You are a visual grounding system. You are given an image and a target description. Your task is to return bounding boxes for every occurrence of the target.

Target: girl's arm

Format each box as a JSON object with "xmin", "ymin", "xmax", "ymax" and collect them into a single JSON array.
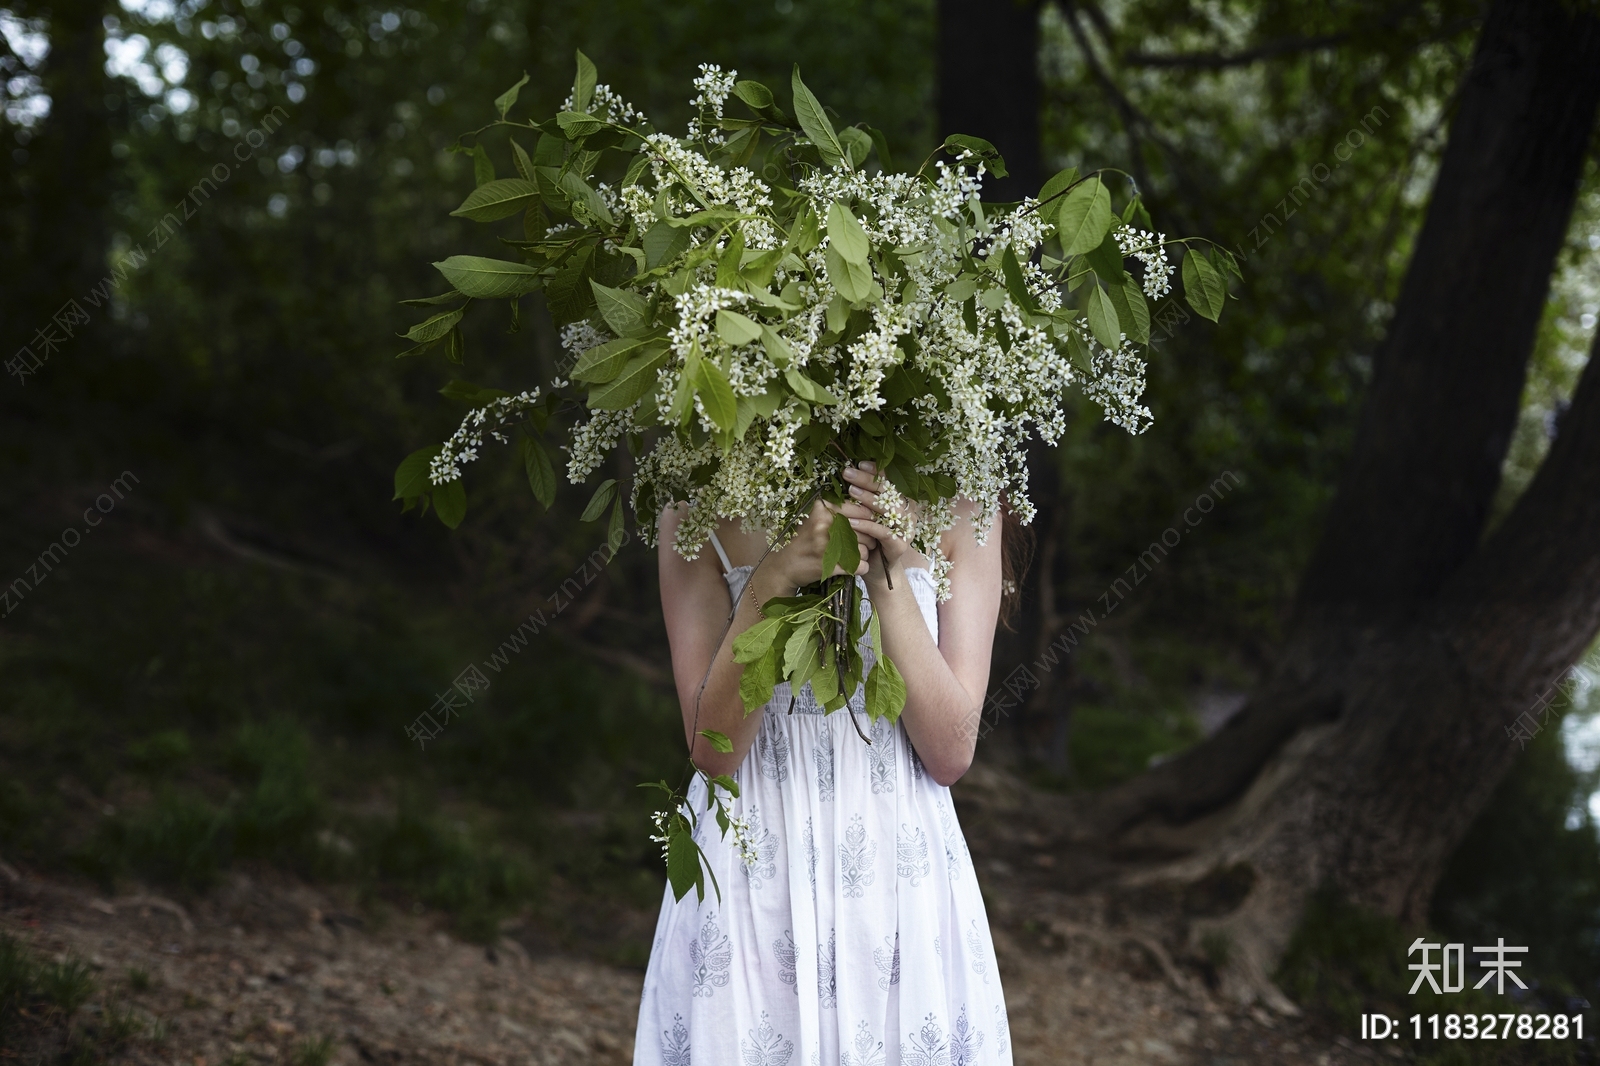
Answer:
[
  {"xmin": 658, "ymin": 499, "xmax": 871, "ymax": 777},
  {"xmin": 841, "ymin": 463, "xmax": 1002, "ymax": 786}
]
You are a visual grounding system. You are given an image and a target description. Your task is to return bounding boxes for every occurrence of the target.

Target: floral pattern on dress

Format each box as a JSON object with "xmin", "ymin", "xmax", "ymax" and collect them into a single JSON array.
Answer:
[
  {"xmin": 874, "ymin": 931, "xmax": 900, "ymax": 990},
  {"xmin": 813, "ymin": 718, "xmax": 835, "ymax": 800},
  {"xmin": 743, "ymin": 806, "xmax": 779, "ymax": 888},
  {"xmin": 839, "ymin": 814, "xmax": 877, "ymax": 898},
  {"xmin": 775, "ymin": 928, "xmax": 798, "ymax": 993},
  {"xmin": 742, "ymin": 1010, "xmax": 795, "ymax": 1066},
  {"xmin": 660, "ymin": 1013, "xmax": 691, "ymax": 1066},
  {"xmin": 690, "ymin": 914, "xmax": 731, "ymax": 998},
  {"xmin": 818, "ymin": 927, "xmax": 837, "ymax": 1008},
  {"xmin": 839, "ymin": 1019, "xmax": 886, "ymax": 1066},
  {"xmin": 966, "ymin": 919, "xmax": 989, "ymax": 983},
  {"xmin": 897, "ymin": 823, "xmax": 931, "ymax": 887},
  {"xmin": 936, "ymin": 794, "xmax": 969, "ymax": 882},
  {"xmin": 902, "ymin": 1012, "xmax": 950, "ymax": 1066},
  {"xmin": 950, "ymin": 1005, "xmax": 984, "ymax": 1066},
  {"xmin": 758, "ymin": 719, "xmax": 790, "ymax": 781},
  {"xmin": 994, "ymin": 1004, "xmax": 1011, "ymax": 1059},
  {"xmin": 803, "ymin": 816, "xmax": 818, "ymax": 894},
  {"xmin": 909, "ymin": 742, "xmax": 926, "ymax": 782},
  {"xmin": 868, "ymin": 714, "xmax": 896, "ymax": 794}
]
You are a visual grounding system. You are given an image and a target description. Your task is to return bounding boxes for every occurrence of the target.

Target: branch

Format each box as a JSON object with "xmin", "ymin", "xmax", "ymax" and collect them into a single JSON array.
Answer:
[{"xmin": 1122, "ymin": 11, "xmax": 1480, "ymax": 70}]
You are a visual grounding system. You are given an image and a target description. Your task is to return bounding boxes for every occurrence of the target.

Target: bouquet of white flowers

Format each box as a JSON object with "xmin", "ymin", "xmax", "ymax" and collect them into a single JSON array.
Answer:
[{"xmin": 394, "ymin": 53, "xmax": 1236, "ymax": 901}]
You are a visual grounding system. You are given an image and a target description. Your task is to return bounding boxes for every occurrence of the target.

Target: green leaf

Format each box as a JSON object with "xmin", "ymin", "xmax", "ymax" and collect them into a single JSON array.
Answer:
[
  {"xmin": 400, "ymin": 292, "xmax": 466, "ymax": 307},
  {"xmin": 559, "ymin": 171, "xmax": 613, "ymax": 226},
  {"xmin": 733, "ymin": 80, "xmax": 774, "ymax": 110},
  {"xmin": 1084, "ymin": 282, "xmax": 1121, "ymax": 349},
  {"xmin": 1182, "ymin": 248, "xmax": 1227, "ymax": 322},
  {"xmin": 1124, "ymin": 195, "xmax": 1154, "ymax": 231},
  {"xmin": 1056, "ymin": 176, "xmax": 1113, "ymax": 256},
  {"xmin": 1037, "ymin": 166, "xmax": 1079, "ymax": 207},
  {"xmin": 999, "ymin": 246, "xmax": 1037, "ymax": 313},
  {"xmin": 402, "ymin": 307, "xmax": 465, "ymax": 344},
  {"xmin": 608, "ymin": 494, "xmax": 625, "ymax": 546},
  {"xmin": 760, "ymin": 326, "xmax": 795, "ymax": 369},
  {"xmin": 1108, "ymin": 274, "xmax": 1150, "ymax": 345},
  {"xmin": 557, "ymin": 110, "xmax": 606, "ymax": 138},
  {"xmin": 393, "ymin": 446, "xmax": 441, "ymax": 500},
  {"xmin": 580, "ymin": 478, "xmax": 617, "ymax": 522},
  {"xmin": 715, "ymin": 229, "xmax": 746, "ymax": 290},
  {"xmin": 544, "ymin": 245, "xmax": 596, "ymax": 326},
  {"xmin": 784, "ymin": 368, "xmax": 839, "ymax": 405},
  {"xmin": 495, "ymin": 73, "xmax": 529, "ymax": 119},
  {"xmin": 522, "ymin": 437, "xmax": 555, "ymax": 508},
  {"xmin": 470, "ymin": 144, "xmax": 495, "ymax": 187},
  {"xmin": 1065, "ymin": 327, "xmax": 1093, "ymax": 374},
  {"xmin": 695, "ymin": 358, "xmax": 738, "ymax": 432},
  {"xmin": 825, "ymin": 202, "xmax": 871, "ymax": 265},
  {"xmin": 737, "ymin": 648, "xmax": 778, "ymax": 713},
  {"xmin": 510, "ymin": 138, "xmax": 535, "ymax": 181},
  {"xmin": 643, "ymin": 221, "xmax": 691, "ymax": 269},
  {"xmin": 863, "ymin": 653, "xmax": 907, "ymax": 723},
  {"xmin": 1084, "ymin": 229, "xmax": 1126, "ymax": 282},
  {"xmin": 698, "ymin": 729, "xmax": 733, "ymax": 753},
  {"xmin": 589, "ymin": 344, "xmax": 669, "ymax": 409},
  {"xmin": 708, "ymin": 774, "xmax": 740, "ymax": 798},
  {"xmin": 838, "ymin": 126, "xmax": 872, "ymax": 169},
  {"xmin": 570, "ymin": 49, "xmax": 598, "ymax": 114},
  {"xmin": 716, "ymin": 309, "xmax": 763, "ymax": 346},
  {"xmin": 865, "ymin": 126, "xmax": 894, "ymax": 170},
  {"xmin": 790, "ymin": 204, "xmax": 820, "ymax": 253},
  {"xmin": 820, "ymin": 510, "xmax": 860, "ymax": 581},
  {"xmin": 825, "ymin": 244, "xmax": 874, "ymax": 304},
  {"xmin": 809, "ymin": 638, "xmax": 840, "ymax": 707},
  {"xmin": 733, "ymin": 616, "xmax": 787, "ymax": 662},
  {"xmin": 432, "ymin": 477, "xmax": 466, "ymax": 529},
  {"xmin": 590, "ymin": 280, "xmax": 651, "ymax": 336},
  {"xmin": 665, "ymin": 820, "xmax": 701, "ymax": 902},
  {"xmin": 434, "ymin": 255, "xmax": 542, "ymax": 299},
  {"xmin": 438, "ymin": 379, "xmax": 508, "ymax": 403},
  {"xmin": 572, "ymin": 335, "xmax": 654, "ymax": 384},
  {"xmin": 791, "ymin": 66, "xmax": 846, "ymax": 170},
  {"xmin": 942, "ymin": 134, "xmax": 1007, "ymax": 178},
  {"xmin": 451, "ymin": 178, "xmax": 541, "ymax": 222},
  {"xmin": 783, "ymin": 622, "xmax": 820, "ymax": 680}
]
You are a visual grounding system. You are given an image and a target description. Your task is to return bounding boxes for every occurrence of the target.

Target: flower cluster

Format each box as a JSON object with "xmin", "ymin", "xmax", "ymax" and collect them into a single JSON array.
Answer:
[
  {"xmin": 407, "ymin": 63, "xmax": 1224, "ymax": 601},
  {"xmin": 429, "ymin": 391, "xmax": 542, "ymax": 485}
]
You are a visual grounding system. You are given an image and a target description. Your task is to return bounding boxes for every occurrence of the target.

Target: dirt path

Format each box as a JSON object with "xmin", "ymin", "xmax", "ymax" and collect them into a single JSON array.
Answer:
[{"xmin": 0, "ymin": 767, "xmax": 1381, "ymax": 1065}]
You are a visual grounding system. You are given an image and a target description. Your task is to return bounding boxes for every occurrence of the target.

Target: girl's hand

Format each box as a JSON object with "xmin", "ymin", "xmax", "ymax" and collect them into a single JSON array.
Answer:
[
  {"xmin": 756, "ymin": 497, "xmax": 872, "ymax": 597},
  {"xmin": 840, "ymin": 461, "xmax": 915, "ymax": 578}
]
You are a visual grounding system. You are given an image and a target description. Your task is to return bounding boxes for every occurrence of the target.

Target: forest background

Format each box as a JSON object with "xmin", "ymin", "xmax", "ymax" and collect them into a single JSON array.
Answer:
[{"xmin": 2, "ymin": 0, "xmax": 1598, "ymax": 1010}]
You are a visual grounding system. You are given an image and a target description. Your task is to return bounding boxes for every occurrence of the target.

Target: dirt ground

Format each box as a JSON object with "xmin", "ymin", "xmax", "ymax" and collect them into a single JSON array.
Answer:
[{"xmin": 0, "ymin": 764, "xmax": 1396, "ymax": 1066}]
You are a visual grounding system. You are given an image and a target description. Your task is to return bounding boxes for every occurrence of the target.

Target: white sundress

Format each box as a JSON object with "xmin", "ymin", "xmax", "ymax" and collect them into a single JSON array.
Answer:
[{"xmin": 633, "ymin": 534, "xmax": 1013, "ymax": 1066}]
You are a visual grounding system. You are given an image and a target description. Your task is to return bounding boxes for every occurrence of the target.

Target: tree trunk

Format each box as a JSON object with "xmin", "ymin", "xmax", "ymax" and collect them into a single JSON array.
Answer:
[
  {"xmin": 1168, "ymin": 326, "xmax": 1600, "ymax": 1009},
  {"xmin": 936, "ymin": 0, "xmax": 1042, "ymax": 201},
  {"xmin": 1076, "ymin": 0, "xmax": 1600, "ymax": 847}
]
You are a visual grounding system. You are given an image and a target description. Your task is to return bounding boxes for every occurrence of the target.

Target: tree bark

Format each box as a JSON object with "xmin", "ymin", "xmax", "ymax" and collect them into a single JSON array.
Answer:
[
  {"xmin": 1167, "ymin": 327, "xmax": 1600, "ymax": 1008},
  {"xmin": 936, "ymin": 0, "xmax": 1042, "ymax": 201},
  {"xmin": 1076, "ymin": 0, "xmax": 1600, "ymax": 842}
]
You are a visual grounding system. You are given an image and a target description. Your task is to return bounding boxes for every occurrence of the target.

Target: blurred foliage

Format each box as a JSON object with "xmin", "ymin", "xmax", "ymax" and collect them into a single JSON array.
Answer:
[{"xmin": 0, "ymin": 0, "xmax": 1596, "ymax": 988}]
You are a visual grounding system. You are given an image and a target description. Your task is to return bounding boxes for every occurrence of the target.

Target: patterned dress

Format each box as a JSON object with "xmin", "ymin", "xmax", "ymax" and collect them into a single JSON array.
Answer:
[{"xmin": 633, "ymin": 544, "xmax": 1013, "ymax": 1066}]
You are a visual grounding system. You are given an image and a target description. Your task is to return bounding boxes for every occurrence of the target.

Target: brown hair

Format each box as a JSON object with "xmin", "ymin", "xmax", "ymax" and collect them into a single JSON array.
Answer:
[{"xmin": 998, "ymin": 493, "xmax": 1035, "ymax": 630}]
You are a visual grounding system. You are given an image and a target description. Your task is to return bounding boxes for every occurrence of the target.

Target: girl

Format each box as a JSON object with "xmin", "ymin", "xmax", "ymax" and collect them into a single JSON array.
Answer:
[{"xmin": 636, "ymin": 460, "xmax": 1017, "ymax": 1066}]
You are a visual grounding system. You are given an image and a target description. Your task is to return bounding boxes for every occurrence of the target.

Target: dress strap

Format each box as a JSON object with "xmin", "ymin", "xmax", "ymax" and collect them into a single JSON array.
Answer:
[{"xmin": 707, "ymin": 530, "xmax": 734, "ymax": 576}]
